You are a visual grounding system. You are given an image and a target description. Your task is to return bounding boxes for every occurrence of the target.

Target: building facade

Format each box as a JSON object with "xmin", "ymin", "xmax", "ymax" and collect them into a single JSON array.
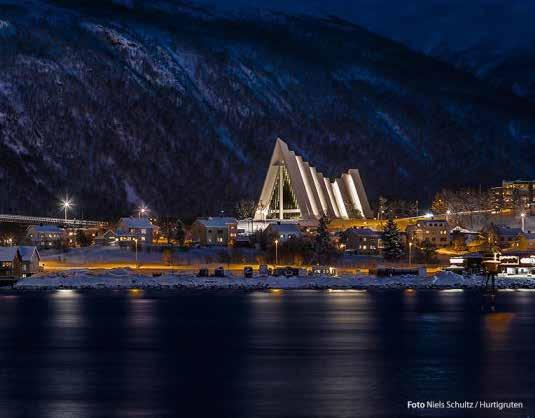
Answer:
[
  {"xmin": 0, "ymin": 247, "xmax": 22, "ymax": 279},
  {"xmin": 264, "ymin": 223, "xmax": 302, "ymax": 242},
  {"xmin": 116, "ymin": 217, "xmax": 154, "ymax": 245},
  {"xmin": 487, "ymin": 224, "xmax": 522, "ymax": 249},
  {"xmin": 191, "ymin": 217, "xmax": 238, "ymax": 246},
  {"xmin": 254, "ymin": 139, "xmax": 372, "ymax": 222},
  {"xmin": 17, "ymin": 246, "xmax": 41, "ymax": 277},
  {"xmin": 491, "ymin": 180, "xmax": 535, "ymax": 214},
  {"xmin": 343, "ymin": 227, "xmax": 383, "ymax": 255},
  {"xmin": 26, "ymin": 225, "xmax": 65, "ymax": 248},
  {"xmin": 406, "ymin": 219, "xmax": 450, "ymax": 247}
]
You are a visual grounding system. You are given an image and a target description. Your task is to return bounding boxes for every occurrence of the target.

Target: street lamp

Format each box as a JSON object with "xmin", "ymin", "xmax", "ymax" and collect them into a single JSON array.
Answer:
[
  {"xmin": 446, "ymin": 209, "xmax": 451, "ymax": 223},
  {"xmin": 521, "ymin": 212, "xmax": 526, "ymax": 233},
  {"xmin": 138, "ymin": 204, "xmax": 149, "ymax": 218},
  {"xmin": 409, "ymin": 242, "xmax": 413, "ymax": 267},
  {"xmin": 274, "ymin": 239, "xmax": 279, "ymax": 266},
  {"xmin": 61, "ymin": 197, "xmax": 73, "ymax": 222},
  {"xmin": 133, "ymin": 238, "xmax": 139, "ymax": 268}
]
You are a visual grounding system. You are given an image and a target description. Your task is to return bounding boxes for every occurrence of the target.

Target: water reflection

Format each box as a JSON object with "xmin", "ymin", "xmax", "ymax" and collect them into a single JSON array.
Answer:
[{"xmin": 0, "ymin": 291, "xmax": 533, "ymax": 417}]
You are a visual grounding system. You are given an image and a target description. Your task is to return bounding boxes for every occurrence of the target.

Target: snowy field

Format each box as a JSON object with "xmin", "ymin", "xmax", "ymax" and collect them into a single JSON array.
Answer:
[{"xmin": 13, "ymin": 270, "xmax": 535, "ymax": 290}]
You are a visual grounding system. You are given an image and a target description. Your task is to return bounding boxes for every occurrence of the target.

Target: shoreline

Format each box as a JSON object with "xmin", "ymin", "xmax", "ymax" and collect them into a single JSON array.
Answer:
[{"xmin": 10, "ymin": 269, "xmax": 535, "ymax": 290}]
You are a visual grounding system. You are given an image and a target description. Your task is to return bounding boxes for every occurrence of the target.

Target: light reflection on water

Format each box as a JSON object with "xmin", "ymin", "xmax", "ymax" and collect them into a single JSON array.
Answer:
[{"xmin": 0, "ymin": 290, "xmax": 533, "ymax": 417}]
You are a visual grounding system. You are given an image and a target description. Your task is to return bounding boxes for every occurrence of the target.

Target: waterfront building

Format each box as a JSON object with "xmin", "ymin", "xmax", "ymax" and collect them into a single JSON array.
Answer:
[
  {"xmin": 116, "ymin": 217, "xmax": 154, "ymax": 245},
  {"xmin": 191, "ymin": 217, "xmax": 238, "ymax": 246},
  {"xmin": 0, "ymin": 247, "xmax": 22, "ymax": 279},
  {"xmin": 405, "ymin": 219, "xmax": 450, "ymax": 247},
  {"xmin": 254, "ymin": 138, "xmax": 372, "ymax": 222},
  {"xmin": 17, "ymin": 246, "xmax": 41, "ymax": 277},
  {"xmin": 498, "ymin": 253, "xmax": 535, "ymax": 276}
]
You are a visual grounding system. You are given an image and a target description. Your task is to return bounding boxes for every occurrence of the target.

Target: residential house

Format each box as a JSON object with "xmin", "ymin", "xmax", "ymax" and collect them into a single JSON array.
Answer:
[
  {"xmin": 26, "ymin": 225, "xmax": 65, "ymax": 248},
  {"xmin": 191, "ymin": 217, "xmax": 238, "ymax": 246},
  {"xmin": 264, "ymin": 222, "xmax": 302, "ymax": 242},
  {"xmin": 95, "ymin": 230, "xmax": 118, "ymax": 246},
  {"xmin": 342, "ymin": 227, "xmax": 383, "ymax": 255},
  {"xmin": 18, "ymin": 246, "xmax": 41, "ymax": 277},
  {"xmin": 514, "ymin": 232, "xmax": 535, "ymax": 251},
  {"xmin": 450, "ymin": 226, "xmax": 481, "ymax": 250},
  {"xmin": 405, "ymin": 219, "xmax": 450, "ymax": 247},
  {"xmin": 0, "ymin": 247, "xmax": 22, "ymax": 279},
  {"xmin": 116, "ymin": 217, "xmax": 154, "ymax": 245},
  {"xmin": 487, "ymin": 224, "xmax": 522, "ymax": 249}
]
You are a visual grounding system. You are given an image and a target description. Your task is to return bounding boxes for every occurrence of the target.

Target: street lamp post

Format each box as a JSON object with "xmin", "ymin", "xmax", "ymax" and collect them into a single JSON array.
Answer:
[
  {"xmin": 446, "ymin": 209, "xmax": 451, "ymax": 223},
  {"xmin": 61, "ymin": 197, "xmax": 73, "ymax": 222},
  {"xmin": 274, "ymin": 239, "xmax": 279, "ymax": 266},
  {"xmin": 409, "ymin": 242, "xmax": 413, "ymax": 267},
  {"xmin": 134, "ymin": 238, "xmax": 138, "ymax": 268},
  {"xmin": 521, "ymin": 212, "xmax": 526, "ymax": 233},
  {"xmin": 138, "ymin": 204, "xmax": 148, "ymax": 218}
]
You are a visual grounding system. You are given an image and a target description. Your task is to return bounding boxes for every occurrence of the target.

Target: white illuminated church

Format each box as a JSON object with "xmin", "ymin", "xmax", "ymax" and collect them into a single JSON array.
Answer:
[{"xmin": 254, "ymin": 138, "xmax": 373, "ymax": 222}]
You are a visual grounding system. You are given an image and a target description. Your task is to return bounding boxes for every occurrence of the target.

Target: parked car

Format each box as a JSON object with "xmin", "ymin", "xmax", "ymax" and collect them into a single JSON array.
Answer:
[
  {"xmin": 274, "ymin": 266, "xmax": 299, "ymax": 277},
  {"xmin": 197, "ymin": 268, "xmax": 209, "ymax": 277},
  {"xmin": 309, "ymin": 266, "xmax": 337, "ymax": 277},
  {"xmin": 259, "ymin": 264, "xmax": 269, "ymax": 276},
  {"xmin": 214, "ymin": 266, "xmax": 225, "ymax": 277}
]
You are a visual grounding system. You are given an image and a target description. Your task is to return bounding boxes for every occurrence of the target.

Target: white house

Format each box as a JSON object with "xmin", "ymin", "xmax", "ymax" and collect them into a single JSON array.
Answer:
[
  {"xmin": 264, "ymin": 223, "xmax": 302, "ymax": 242},
  {"xmin": 17, "ymin": 246, "xmax": 41, "ymax": 277},
  {"xmin": 116, "ymin": 217, "xmax": 154, "ymax": 244},
  {"xmin": 26, "ymin": 225, "xmax": 65, "ymax": 248}
]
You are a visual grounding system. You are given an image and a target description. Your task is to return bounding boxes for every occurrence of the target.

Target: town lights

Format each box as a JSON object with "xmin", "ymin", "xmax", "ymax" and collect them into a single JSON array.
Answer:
[
  {"xmin": 274, "ymin": 239, "xmax": 279, "ymax": 266},
  {"xmin": 60, "ymin": 197, "xmax": 73, "ymax": 221},
  {"xmin": 424, "ymin": 212, "xmax": 433, "ymax": 219}
]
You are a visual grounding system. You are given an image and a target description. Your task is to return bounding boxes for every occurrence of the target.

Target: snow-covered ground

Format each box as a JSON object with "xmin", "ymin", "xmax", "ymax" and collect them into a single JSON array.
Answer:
[
  {"xmin": 13, "ymin": 270, "xmax": 535, "ymax": 290},
  {"xmin": 40, "ymin": 246, "xmax": 259, "ymax": 265}
]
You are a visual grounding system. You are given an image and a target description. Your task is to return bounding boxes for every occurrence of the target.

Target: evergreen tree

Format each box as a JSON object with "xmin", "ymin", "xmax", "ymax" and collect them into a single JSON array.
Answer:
[
  {"xmin": 414, "ymin": 239, "xmax": 438, "ymax": 264},
  {"xmin": 314, "ymin": 216, "xmax": 333, "ymax": 265},
  {"xmin": 175, "ymin": 220, "xmax": 185, "ymax": 246},
  {"xmin": 381, "ymin": 217, "xmax": 404, "ymax": 260}
]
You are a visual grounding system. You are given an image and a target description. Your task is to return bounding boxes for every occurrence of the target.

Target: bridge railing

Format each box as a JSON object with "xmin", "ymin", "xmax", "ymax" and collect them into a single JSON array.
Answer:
[{"xmin": 0, "ymin": 214, "xmax": 108, "ymax": 228}]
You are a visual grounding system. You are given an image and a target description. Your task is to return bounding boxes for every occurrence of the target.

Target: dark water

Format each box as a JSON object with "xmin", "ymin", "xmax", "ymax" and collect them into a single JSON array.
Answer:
[{"xmin": 0, "ymin": 289, "xmax": 535, "ymax": 418}]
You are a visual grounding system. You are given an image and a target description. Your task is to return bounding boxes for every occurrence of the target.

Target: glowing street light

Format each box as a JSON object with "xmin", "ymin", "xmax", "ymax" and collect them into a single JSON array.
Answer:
[
  {"xmin": 409, "ymin": 242, "xmax": 413, "ymax": 267},
  {"xmin": 61, "ymin": 197, "xmax": 73, "ymax": 222},
  {"xmin": 138, "ymin": 204, "xmax": 149, "ymax": 218},
  {"xmin": 274, "ymin": 239, "xmax": 279, "ymax": 266},
  {"xmin": 521, "ymin": 212, "xmax": 526, "ymax": 233},
  {"xmin": 424, "ymin": 212, "xmax": 433, "ymax": 219}
]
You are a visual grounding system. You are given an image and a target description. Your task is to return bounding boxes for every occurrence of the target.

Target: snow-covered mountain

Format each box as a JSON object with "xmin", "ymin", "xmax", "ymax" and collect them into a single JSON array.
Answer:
[{"xmin": 1, "ymin": 0, "xmax": 535, "ymax": 219}]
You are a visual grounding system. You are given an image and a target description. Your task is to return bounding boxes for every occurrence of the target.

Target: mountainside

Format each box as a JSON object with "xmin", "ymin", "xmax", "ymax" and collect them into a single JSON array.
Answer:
[{"xmin": 1, "ymin": 0, "xmax": 535, "ymax": 219}]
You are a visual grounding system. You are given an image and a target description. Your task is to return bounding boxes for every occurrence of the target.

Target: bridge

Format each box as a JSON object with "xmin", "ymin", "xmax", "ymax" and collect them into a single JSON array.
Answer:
[{"xmin": 0, "ymin": 214, "xmax": 108, "ymax": 228}]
